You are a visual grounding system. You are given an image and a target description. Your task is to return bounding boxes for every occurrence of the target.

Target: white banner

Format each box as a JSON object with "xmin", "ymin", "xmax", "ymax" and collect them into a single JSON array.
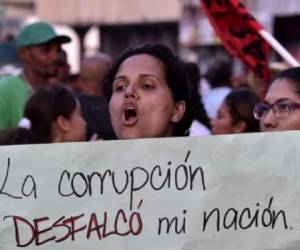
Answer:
[{"xmin": 0, "ymin": 131, "xmax": 299, "ymax": 249}]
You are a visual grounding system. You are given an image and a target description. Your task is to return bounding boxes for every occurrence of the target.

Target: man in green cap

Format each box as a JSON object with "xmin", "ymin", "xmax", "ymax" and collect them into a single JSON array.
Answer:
[{"xmin": 0, "ymin": 21, "xmax": 71, "ymax": 130}]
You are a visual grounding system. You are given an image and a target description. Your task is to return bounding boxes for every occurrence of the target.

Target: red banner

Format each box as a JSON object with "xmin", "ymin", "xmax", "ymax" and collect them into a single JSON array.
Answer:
[{"xmin": 200, "ymin": 0, "xmax": 270, "ymax": 84}]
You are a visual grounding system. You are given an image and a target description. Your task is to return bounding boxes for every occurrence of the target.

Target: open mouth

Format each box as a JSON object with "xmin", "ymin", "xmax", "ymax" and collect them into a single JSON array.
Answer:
[{"xmin": 122, "ymin": 105, "xmax": 138, "ymax": 126}]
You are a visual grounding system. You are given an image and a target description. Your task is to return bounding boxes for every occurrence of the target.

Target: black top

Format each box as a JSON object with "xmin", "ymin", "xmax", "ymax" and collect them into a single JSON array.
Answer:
[{"xmin": 76, "ymin": 93, "xmax": 116, "ymax": 140}]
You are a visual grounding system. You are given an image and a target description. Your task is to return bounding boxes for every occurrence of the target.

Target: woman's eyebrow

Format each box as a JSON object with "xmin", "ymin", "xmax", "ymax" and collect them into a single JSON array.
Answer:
[
  {"xmin": 263, "ymin": 98, "xmax": 293, "ymax": 104},
  {"xmin": 113, "ymin": 75, "xmax": 127, "ymax": 81},
  {"xmin": 139, "ymin": 74, "xmax": 164, "ymax": 83},
  {"xmin": 274, "ymin": 98, "xmax": 294, "ymax": 103}
]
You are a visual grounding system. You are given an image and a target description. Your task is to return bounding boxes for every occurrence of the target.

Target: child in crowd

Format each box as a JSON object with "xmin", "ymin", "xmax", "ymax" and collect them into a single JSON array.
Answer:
[
  {"xmin": 0, "ymin": 85, "xmax": 86, "ymax": 144},
  {"xmin": 212, "ymin": 88, "xmax": 260, "ymax": 134}
]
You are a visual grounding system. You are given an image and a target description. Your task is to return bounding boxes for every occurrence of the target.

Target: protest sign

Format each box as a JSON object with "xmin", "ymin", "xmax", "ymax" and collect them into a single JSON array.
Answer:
[{"xmin": 0, "ymin": 131, "xmax": 300, "ymax": 249}]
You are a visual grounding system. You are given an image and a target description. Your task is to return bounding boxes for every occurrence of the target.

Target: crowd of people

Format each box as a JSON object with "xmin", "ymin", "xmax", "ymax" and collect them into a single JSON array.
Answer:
[{"xmin": 0, "ymin": 21, "xmax": 299, "ymax": 145}]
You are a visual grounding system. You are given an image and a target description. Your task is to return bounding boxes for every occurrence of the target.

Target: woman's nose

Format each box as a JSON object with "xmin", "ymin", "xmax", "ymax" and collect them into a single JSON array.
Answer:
[
  {"xmin": 124, "ymin": 86, "xmax": 138, "ymax": 100},
  {"xmin": 261, "ymin": 109, "xmax": 277, "ymax": 130}
]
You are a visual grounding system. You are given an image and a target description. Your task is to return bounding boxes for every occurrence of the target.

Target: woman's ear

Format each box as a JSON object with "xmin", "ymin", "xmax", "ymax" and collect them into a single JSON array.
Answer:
[
  {"xmin": 171, "ymin": 101, "xmax": 186, "ymax": 123},
  {"xmin": 56, "ymin": 115, "xmax": 70, "ymax": 132},
  {"xmin": 234, "ymin": 120, "xmax": 247, "ymax": 133}
]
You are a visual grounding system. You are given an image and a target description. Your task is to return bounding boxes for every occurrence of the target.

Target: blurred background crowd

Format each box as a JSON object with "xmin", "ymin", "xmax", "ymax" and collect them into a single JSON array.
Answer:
[{"xmin": 1, "ymin": 0, "xmax": 300, "ymax": 145}]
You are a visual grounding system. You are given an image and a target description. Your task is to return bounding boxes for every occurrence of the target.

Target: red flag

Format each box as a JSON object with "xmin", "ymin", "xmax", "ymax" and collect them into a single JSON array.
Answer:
[{"xmin": 200, "ymin": 0, "xmax": 270, "ymax": 84}]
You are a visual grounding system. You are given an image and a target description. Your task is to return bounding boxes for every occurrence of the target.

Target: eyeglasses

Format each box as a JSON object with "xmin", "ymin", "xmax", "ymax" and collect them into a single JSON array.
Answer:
[{"xmin": 253, "ymin": 100, "xmax": 300, "ymax": 120}]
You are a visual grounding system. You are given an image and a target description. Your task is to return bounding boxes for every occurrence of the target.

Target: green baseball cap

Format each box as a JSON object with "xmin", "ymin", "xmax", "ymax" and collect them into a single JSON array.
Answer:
[{"xmin": 16, "ymin": 21, "xmax": 71, "ymax": 48}]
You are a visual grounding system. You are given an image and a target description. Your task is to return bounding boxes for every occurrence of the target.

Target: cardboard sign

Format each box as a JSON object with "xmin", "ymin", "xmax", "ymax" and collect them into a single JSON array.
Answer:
[{"xmin": 0, "ymin": 131, "xmax": 299, "ymax": 249}]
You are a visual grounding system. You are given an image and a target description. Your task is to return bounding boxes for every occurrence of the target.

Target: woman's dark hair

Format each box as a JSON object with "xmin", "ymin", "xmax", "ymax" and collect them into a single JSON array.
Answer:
[
  {"xmin": 274, "ymin": 66, "xmax": 300, "ymax": 95},
  {"xmin": 0, "ymin": 128, "xmax": 36, "ymax": 145},
  {"xmin": 205, "ymin": 58, "xmax": 232, "ymax": 88},
  {"xmin": 0, "ymin": 85, "xmax": 77, "ymax": 145},
  {"xmin": 103, "ymin": 44, "xmax": 193, "ymax": 136},
  {"xmin": 225, "ymin": 88, "xmax": 260, "ymax": 133},
  {"xmin": 185, "ymin": 62, "xmax": 211, "ymax": 130}
]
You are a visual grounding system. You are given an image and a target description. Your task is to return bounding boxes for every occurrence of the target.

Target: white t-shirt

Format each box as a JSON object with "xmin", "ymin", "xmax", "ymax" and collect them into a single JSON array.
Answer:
[
  {"xmin": 189, "ymin": 120, "xmax": 211, "ymax": 136},
  {"xmin": 202, "ymin": 87, "xmax": 231, "ymax": 119}
]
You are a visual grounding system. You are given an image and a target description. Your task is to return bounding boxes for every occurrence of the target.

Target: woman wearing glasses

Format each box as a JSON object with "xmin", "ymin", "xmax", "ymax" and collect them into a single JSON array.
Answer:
[{"xmin": 254, "ymin": 67, "xmax": 300, "ymax": 131}]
